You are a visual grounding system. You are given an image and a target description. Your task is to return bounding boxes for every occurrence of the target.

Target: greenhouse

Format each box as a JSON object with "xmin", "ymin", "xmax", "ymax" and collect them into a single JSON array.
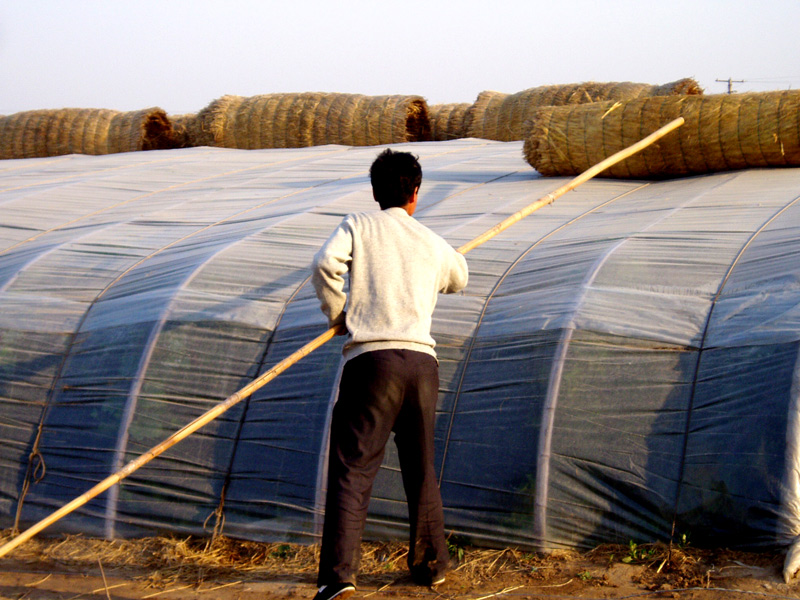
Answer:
[{"xmin": 1, "ymin": 139, "xmax": 800, "ymax": 559}]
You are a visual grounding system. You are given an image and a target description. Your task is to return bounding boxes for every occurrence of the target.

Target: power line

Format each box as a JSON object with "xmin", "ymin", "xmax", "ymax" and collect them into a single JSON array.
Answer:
[
  {"xmin": 716, "ymin": 78, "xmax": 745, "ymax": 94},
  {"xmin": 742, "ymin": 75, "xmax": 800, "ymax": 82},
  {"xmin": 742, "ymin": 76, "xmax": 800, "ymax": 90}
]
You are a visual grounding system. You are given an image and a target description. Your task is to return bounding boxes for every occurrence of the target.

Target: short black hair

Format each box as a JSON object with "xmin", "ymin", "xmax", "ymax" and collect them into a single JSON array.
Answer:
[{"xmin": 369, "ymin": 149, "xmax": 422, "ymax": 209}]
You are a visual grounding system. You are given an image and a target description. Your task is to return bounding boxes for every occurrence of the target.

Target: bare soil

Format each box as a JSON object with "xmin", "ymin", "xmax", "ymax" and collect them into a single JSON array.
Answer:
[{"xmin": 0, "ymin": 532, "xmax": 798, "ymax": 600}]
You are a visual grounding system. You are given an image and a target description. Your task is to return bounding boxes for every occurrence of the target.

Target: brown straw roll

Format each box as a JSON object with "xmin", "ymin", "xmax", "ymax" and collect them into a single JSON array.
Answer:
[
  {"xmin": 272, "ymin": 94, "xmax": 297, "ymax": 148},
  {"xmin": 523, "ymin": 91, "xmax": 800, "ymax": 179},
  {"xmin": 18, "ymin": 95, "xmax": 416, "ymax": 152},
  {"xmin": 195, "ymin": 95, "xmax": 241, "ymax": 147},
  {"xmin": 0, "ymin": 114, "xmax": 14, "ymax": 159},
  {"xmin": 229, "ymin": 95, "xmax": 260, "ymax": 149},
  {"xmin": 385, "ymin": 96, "xmax": 413, "ymax": 146},
  {"xmin": 311, "ymin": 93, "xmax": 341, "ymax": 146},
  {"xmin": 376, "ymin": 96, "xmax": 395, "ymax": 145},
  {"xmin": 193, "ymin": 92, "xmax": 430, "ymax": 149},
  {"xmin": 169, "ymin": 113, "xmax": 201, "ymax": 148},
  {"xmin": 229, "ymin": 95, "xmax": 255, "ymax": 148},
  {"xmin": 0, "ymin": 107, "xmax": 176, "ymax": 159},
  {"xmin": 379, "ymin": 96, "xmax": 397, "ymax": 145},
  {"xmin": 537, "ymin": 85, "xmax": 565, "ymax": 106},
  {"xmin": 353, "ymin": 95, "xmax": 380, "ymax": 147},
  {"xmin": 296, "ymin": 93, "xmax": 326, "ymax": 148},
  {"xmin": 110, "ymin": 108, "xmax": 176, "ymax": 153},
  {"xmin": 22, "ymin": 111, "xmax": 56, "ymax": 158},
  {"xmin": 467, "ymin": 79, "xmax": 703, "ymax": 142},
  {"xmin": 68, "ymin": 109, "xmax": 93, "ymax": 155},
  {"xmin": 337, "ymin": 94, "xmax": 362, "ymax": 147},
  {"xmin": 81, "ymin": 109, "xmax": 109, "ymax": 155},
  {"xmin": 652, "ymin": 77, "xmax": 704, "ymax": 97},
  {"xmin": 40, "ymin": 110, "xmax": 70, "ymax": 157},
  {"xmin": 429, "ymin": 103, "xmax": 471, "ymax": 141},
  {"xmin": 464, "ymin": 91, "xmax": 508, "ymax": 141},
  {"xmin": 398, "ymin": 96, "xmax": 431, "ymax": 143},
  {"xmin": 259, "ymin": 95, "xmax": 283, "ymax": 149}
]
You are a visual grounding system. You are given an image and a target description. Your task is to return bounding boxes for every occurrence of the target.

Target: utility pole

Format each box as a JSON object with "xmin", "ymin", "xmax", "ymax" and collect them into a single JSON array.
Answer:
[{"xmin": 716, "ymin": 78, "xmax": 745, "ymax": 94}]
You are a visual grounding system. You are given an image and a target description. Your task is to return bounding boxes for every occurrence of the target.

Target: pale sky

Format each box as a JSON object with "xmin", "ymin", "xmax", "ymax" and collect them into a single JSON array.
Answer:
[{"xmin": 2, "ymin": 0, "xmax": 799, "ymax": 116}]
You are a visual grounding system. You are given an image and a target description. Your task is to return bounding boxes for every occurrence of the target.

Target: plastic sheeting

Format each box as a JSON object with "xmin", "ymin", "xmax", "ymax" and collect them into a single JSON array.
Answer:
[{"xmin": 1, "ymin": 141, "xmax": 800, "ymax": 552}]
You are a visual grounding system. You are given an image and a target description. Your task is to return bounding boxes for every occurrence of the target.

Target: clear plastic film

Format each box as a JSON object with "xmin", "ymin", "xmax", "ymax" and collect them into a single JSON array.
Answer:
[{"xmin": 1, "ymin": 142, "xmax": 800, "ymax": 554}]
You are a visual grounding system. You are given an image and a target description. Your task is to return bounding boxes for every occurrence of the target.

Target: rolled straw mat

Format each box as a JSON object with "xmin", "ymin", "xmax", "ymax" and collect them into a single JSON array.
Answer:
[
  {"xmin": 466, "ymin": 78, "xmax": 702, "ymax": 142},
  {"xmin": 0, "ymin": 107, "xmax": 179, "ymax": 159},
  {"xmin": 523, "ymin": 91, "xmax": 800, "ymax": 179},
  {"xmin": 195, "ymin": 93, "xmax": 431, "ymax": 149},
  {"xmin": 429, "ymin": 103, "xmax": 471, "ymax": 141},
  {"xmin": 168, "ymin": 113, "xmax": 200, "ymax": 149}
]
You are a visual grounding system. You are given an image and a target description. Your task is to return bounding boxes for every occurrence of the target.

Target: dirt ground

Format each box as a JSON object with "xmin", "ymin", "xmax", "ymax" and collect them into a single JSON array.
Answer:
[{"xmin": 1, "ymin": 532, "xmax": 799, "ymax": 600}]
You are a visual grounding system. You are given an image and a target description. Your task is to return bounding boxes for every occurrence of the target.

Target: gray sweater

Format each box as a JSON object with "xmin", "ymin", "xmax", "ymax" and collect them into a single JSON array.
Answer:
[{"xmin": 312, "ymin": 207, "xmax": 469, "ymax": 361}]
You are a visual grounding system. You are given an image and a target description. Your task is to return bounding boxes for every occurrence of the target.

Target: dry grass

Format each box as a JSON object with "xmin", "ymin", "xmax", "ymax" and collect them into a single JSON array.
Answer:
[
  {"xmin": 1, "ymin": 529, "xmax": 779, "ymax": 595},
  {"xmin": 0, "ymin": 531, "xmax": 790, "ymax": 600},
  {"xmin": 2, "ymin": 531, "xmax": 315, "ymax": 589},
  {"xmin": 465, "ymin": 78, "xmax": 702, "ymax": 142},
  {"xmin": 523, "ymin": 90, "xmax": 800, "ymax": 178},
  {"xmin": 0, "ymin": 530, "xmax": 553, "ymax": 590}
]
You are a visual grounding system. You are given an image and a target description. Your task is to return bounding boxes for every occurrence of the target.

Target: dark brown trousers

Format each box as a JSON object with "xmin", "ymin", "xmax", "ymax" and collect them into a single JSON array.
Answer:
[{"xmin": 318, "ymin": 349, "xmax": 449, "ymax": 586}]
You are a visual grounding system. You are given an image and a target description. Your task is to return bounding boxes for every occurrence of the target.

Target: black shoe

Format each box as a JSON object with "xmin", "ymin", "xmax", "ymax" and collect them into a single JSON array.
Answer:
[
  {"xmin": 411, "ymin": 566, "xmax": 447, "ymax": 588},
  {"xmin": 313, "ymin": 582, "xmax": 356, "ymax": 600}
]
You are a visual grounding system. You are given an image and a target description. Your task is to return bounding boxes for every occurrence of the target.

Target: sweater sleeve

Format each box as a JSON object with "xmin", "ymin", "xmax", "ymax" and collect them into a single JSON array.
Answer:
[
  {"xmin": 440, "ymin": 244, "xmax": 469, "ymax": 294},
  {"xmin": 312, "ymin": 217, "xmax": 353, "ymax": 328}
]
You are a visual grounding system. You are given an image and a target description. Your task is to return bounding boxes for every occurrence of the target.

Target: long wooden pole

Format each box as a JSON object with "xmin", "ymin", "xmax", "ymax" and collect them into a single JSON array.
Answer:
[
  {"xmin": 0, "ymin": 117, "xmax": 684, "ymax": 559},
  {"xmin": 457, "ymin": 116, "xmax": 684, "ymax": 254}
]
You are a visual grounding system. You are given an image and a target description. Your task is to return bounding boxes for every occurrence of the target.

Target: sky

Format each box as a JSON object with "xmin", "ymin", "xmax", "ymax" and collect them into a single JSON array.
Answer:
[{"xmin": 2, "ymin": 0, "xmax": 799, "ymax": 116}]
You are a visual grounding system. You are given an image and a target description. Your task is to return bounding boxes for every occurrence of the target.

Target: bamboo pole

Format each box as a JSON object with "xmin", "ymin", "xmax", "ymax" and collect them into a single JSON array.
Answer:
[
  {"xmin": 0, "ymin": 324, "xmax": 342, "ymax": 558},
  {"xmin": 0, "ymin": 117, "xmax": 684, "ymax": 559},
  {"xmin": 457, "ymin": 117, "xmax": 684, "ymax": 254}
]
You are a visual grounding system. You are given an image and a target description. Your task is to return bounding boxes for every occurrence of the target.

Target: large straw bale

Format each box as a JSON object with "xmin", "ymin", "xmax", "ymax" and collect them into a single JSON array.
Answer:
[
  {"xmin": 463, "ymin": 91, "xmax": 509, "ymax": 142},
  {"xmin": 466, "ymin": 78, "xmax": 703, "ymax": 142},
  {"xmin": 195, "ymin": 92, "xmax": 431, "ymax": 149},
  {"xmin": 192, "ymin": 95, "xmax": 243, "ymax": 148},
  {"xmin": 523, "ymin": 91, "xmax": 800, "ymax": 179},
  {"xmin": 0, "ymin": 107, "xmax": 179, "ymax": 159},
  {"xmin": 429, "ymin": 103, "xmax": 471, "ymax": 141},
  {"xmin": 113, "ymin": 108, "xmax": 178, "ymax": 153}
]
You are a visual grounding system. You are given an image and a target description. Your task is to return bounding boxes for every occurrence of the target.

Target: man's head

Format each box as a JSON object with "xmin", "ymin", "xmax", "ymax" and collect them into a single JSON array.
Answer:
[{"xmin": 369, "ymin": 149, "xmax": 422, "ymax": 211}]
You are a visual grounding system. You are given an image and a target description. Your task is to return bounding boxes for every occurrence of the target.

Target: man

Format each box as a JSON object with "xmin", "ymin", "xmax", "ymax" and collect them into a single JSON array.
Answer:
[{"xmin": 311, "ymin": 148, "xmax": 468, "ymax": 600}]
